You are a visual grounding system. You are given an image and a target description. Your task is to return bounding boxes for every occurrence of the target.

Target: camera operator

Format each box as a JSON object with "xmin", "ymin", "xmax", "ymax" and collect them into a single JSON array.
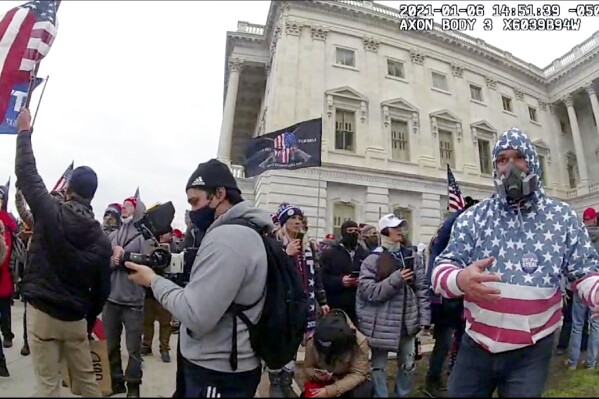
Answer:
[
  {"xmin": 104, "ymin": 196, "xmax": 149, "ymax": 398},
  {"xmin": 141, "ymin": 229, "xmax": 175, "ymax": 363},
  {"xmin": 125, "ymin": 159, "xmax": 273, "ymax": 398}
]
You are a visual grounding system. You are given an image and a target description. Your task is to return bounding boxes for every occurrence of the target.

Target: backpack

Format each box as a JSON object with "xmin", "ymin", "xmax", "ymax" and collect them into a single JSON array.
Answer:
[{"xmin": 222, "ymin": 218, "xmax": 308, "ymax": 371}]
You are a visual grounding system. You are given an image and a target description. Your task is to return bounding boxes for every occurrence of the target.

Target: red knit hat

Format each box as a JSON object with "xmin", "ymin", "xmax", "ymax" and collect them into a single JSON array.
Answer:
[
  {"xmin": 173, "ymin": 229, "xmax": 184, "ymax": 239},
  {"xmin": 124, "ymin": 197, "xmax": 137, "ymax": 209}
]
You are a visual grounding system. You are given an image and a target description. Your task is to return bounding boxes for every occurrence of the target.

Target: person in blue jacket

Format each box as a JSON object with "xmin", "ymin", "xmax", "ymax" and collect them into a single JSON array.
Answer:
[{"xmin": 423, "ymin": 197, "xmax": 478, "ymax": 398}]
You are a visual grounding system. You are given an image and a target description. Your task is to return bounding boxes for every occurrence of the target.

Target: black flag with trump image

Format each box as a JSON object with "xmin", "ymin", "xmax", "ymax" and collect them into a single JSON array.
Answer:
[{"xmin": 243, "ymin": 117, "xmax": 322, "ymax": 178}]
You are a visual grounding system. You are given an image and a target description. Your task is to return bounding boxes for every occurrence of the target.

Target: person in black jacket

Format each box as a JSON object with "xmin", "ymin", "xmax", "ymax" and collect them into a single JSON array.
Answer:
[
  {"xmin": 14, "ymin": 108, "xmax": 112, "ymax": 397},
  {"xmin": 320, "ymin": 220, "xmax": 369, "ymax": 325},
  {"xmin": 423, "ymin": 197, "xmax": 478, "ymax": 398}
]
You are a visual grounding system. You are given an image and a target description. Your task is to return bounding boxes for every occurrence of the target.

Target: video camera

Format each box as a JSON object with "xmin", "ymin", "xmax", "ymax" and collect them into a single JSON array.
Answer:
[{"xmin": 121, "ymin": 201, "xmax": 197, "ymax": 275}]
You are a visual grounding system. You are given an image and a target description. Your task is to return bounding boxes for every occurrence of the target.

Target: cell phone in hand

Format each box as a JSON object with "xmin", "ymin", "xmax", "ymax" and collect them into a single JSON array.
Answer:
[
  {"xmin": 350, "ymin": 271, "xmax": 360, "ymax": 278},
  {"xmin": 296, "ymin": 231, "xmax": 305, "ymax": 241}
]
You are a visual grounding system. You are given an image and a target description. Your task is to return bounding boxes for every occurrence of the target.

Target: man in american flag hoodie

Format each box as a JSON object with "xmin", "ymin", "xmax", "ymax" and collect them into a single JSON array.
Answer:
[{"xmin": 432, "ymin": 128, "xmax": 599, "ymax": 397}]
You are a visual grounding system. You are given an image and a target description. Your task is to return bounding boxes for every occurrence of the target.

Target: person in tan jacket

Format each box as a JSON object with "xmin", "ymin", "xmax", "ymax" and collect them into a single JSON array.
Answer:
[{"xmin": 302, "ymin": 310, "xmax": 373, "ymax": 398}]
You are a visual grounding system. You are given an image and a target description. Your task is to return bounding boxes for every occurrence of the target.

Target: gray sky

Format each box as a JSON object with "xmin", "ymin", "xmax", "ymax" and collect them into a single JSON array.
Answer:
[{"xmin": 0, "ymin": 1, "xmax": 596, "ymax": 229}]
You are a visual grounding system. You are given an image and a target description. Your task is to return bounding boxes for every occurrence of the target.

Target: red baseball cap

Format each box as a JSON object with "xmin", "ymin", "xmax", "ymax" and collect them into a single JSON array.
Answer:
[{"xmin": 583, "ymin": 207, "xmax": 597, "ymax": 221}]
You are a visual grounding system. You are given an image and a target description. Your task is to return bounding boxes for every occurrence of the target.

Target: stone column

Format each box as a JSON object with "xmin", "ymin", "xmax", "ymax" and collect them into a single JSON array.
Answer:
[
  {"xmin": 585, "ymin": 83, "xmax": 599, "ymax": 139},
  {"xmin": 548, "ymin": 103, "xmax": 570, "ymax": 189},
  {"xmin": 563, "ymin": 94, "xmax": 589, "ymax": 184},
  {"xmin": 364, "ymin": 186, "xmax": 389, "ymax": 226},
  {"xmin": 217, "ymin": 58, "xmax": 244, "ymax": 165},
  {"xmin": 363, "ymin": 36, "xmax": 384, "ymax": 154}
]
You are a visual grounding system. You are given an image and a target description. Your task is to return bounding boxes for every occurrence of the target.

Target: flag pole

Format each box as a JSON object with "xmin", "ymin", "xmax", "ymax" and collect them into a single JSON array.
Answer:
[
  {"xmin": 31, "ymin": 75, "xmax": 50, "ymax": 128},
  {"xmin": 315, "ymin": 166, "xmax": 323, "ymax": 240},
  {"xmin": 24, "ymin": 0, "xmax": 61, "ymax": 109}
]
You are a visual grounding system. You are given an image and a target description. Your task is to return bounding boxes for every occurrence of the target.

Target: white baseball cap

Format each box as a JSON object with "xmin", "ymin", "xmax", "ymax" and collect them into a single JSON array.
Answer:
[{"xmin": 378, "ymin": 214, "xmax": 407, "ymax": 232}]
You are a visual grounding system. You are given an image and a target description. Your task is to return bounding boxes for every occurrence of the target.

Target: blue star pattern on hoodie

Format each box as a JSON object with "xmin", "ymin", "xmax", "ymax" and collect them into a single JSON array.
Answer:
[{"xmin": 432, "ymin": 128, "xmax": 599, "ymax": 354}]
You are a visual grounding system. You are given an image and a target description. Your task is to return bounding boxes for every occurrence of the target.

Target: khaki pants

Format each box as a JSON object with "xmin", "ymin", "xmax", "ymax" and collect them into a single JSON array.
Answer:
[
  {"xmin": 143, "ymin": 297, "xmax": 172, "ymax": 352},
  {"xmin": 27, "ymin": 305, "xmax": 101, "ymax": 397}
]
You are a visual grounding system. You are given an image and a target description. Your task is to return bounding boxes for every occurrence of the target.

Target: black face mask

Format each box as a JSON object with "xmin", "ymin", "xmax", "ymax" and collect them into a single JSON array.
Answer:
[
  {"xmin": 341, "ymin": 232, "xmax": 358, "ymax": 248},
  {"xmin": 189, "ymin": 206, "xmax": 216, "ymax": 232}
]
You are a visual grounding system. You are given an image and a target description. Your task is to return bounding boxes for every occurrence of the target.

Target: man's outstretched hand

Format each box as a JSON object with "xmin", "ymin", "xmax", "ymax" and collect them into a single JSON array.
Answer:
[
  {"xmin": 456, "ymin": 257, "xmax": 502, "ymax": 302},
  {"xmin": 17, "ymin": 108, "xmax": 31, "ymax": 133}
]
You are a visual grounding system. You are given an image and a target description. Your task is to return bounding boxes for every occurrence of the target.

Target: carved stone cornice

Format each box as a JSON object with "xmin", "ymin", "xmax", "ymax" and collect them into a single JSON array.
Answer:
[
  {"xmin": 513, "ymin": 87, "xmax": 525, "ymax": 101},
  {"xmin": 284, "ymin": 18, "xmax": 303, "ymax": 36},
  {"xmin": 549, "ymin": 102, "xmax": 560, "ymax": 114},
  {"xmin": 585, "ymin": 82, "xmax": 596, "ymax": 97},
  {"xmin": 485, "ymin": 75, "xmax": 497, "ymax": 90},
  {"xmin": 362, "ymin": 36, "xmax": 381, "ymax": 53},
  {"xmin": 311, "ymin": 25, "xmax": 329, "ymax": 41},
  {"xmin": 563, "ymin": 94, "xmax": 574, "ymax": 108},
  {"xmin": 450, "ymin": 62, "xmax": 464, "ymax": 78},
  {"xmin": 228, "ymin": 57, "xmax": 245, "ymax": 73},
  {"xmin": 409, "ymin": 48, "xmax": 425, "ymax": 65},
  {"xmin": 538, "ymin": 101, "xmax": 548, "ymax": 111},
  {"xmin": 363, "ymin": 36, "xmax": 380, "ymax": 53}
]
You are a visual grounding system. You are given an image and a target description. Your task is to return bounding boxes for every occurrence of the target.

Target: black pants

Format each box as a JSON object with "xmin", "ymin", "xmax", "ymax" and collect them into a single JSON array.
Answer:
[
  {"xmin": 23, "ymin": 301, "xmax": 28, "ymax": 343},
  {"xmin": 103, "ymin": 301, "xmax": 143, "ymax": 384},
  {"xmin": 0, "ymin": 297, "xmax": 14, "ymax": 341},
  {"xmin": 182, "ymin": 358, "xmax": 261, "ymax": 398}
]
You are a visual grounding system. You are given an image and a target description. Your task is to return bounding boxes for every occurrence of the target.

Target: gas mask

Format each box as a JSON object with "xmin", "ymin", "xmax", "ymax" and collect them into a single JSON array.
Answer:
[{"xmin": 493, "ymin": 161, "xmax": 538, "ymax": 201}]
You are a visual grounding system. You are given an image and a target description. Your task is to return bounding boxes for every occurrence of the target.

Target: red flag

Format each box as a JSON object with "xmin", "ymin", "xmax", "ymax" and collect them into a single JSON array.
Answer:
[{"xmin": 0, "ymin": 1, "xmax": 59, "ymax": 120}]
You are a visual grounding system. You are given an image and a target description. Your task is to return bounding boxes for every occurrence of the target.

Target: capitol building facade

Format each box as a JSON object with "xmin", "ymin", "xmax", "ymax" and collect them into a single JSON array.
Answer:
[{"xmin": 217, "ymin": 0, "xmax": 599, "ymax": 243}]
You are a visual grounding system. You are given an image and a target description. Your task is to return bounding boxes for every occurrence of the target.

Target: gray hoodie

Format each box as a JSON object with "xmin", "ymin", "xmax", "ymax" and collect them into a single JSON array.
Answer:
[
  {"xmin": 151, "ymin": 201, "xmax": 272, "ymax": 373},
  {"xmin": 108, "ymin": 201, "xmax": 149, "ymax": 307}
]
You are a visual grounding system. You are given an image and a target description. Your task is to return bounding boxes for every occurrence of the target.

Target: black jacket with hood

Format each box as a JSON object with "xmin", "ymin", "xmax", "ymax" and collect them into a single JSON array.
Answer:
[{"xmin": 15, "ymin": 132, "xmax": 112, "ymax": 323}]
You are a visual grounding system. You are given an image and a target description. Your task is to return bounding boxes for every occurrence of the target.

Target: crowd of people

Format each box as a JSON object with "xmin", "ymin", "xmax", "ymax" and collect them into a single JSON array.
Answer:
[{"xmin": 0, "ymin": 109, "xmax": 598, "ymax": 398}]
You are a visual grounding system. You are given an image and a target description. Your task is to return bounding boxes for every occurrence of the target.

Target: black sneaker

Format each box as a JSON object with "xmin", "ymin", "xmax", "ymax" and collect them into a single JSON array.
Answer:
[
  {"xmin": 423, "ymin": 378, "xmax": 442, "ymax": 398},
  {"xmin": 111, "ymin": 380, "xmax": 127, "ymax": 396},
  {"xmin": 0, "ymin": 357, "xmax": 9, "ymax": 377},
  {"xmin": 140, "ymin": 345, "xmax": 152, "ymax": 356},
  {"xmin": 126, "ymin": 383, "xmax": 140, "ymax": 398},
  {"xmin": 20, "ymin": 342, "xmax": 30, "ymax": 356},
  {"xmin": 161, "ymin": 351, "xmax": 171, "ymax": 363},
  {"xmin": 3, "ymin": 338, "xmax": 12, "ymax": 349}
]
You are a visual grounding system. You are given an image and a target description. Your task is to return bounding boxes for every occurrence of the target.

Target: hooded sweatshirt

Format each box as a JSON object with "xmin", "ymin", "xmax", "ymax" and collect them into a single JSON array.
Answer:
[
  {"xmin": 108, "ymin": 201, "xmax": 149, "ymax": 307},
  {"xmin": 432, "ymin": 128, "xmax": 599, "ymax": 354},
  {"xmin": 151, "ymin": 201, "xmax": 272, "ymax": 373}
]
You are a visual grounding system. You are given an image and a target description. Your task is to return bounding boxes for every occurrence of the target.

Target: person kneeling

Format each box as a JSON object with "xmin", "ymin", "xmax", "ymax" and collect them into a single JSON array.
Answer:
[{"xmin": 302, "ymin": 310, "xmax": 372, "ymax": 398}]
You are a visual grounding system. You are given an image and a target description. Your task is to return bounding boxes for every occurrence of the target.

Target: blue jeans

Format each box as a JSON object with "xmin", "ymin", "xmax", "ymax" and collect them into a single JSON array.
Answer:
[
  {"xmin": 567, "ymin": 294, "xmax": 599, "ymax": 367},
  {"xmin": 447, "ymin": 333, "xmax": 553, "ymax": 397},
  {"xmin": 372, "ymin": 335, "xmax": 416, "ymax": 398}
]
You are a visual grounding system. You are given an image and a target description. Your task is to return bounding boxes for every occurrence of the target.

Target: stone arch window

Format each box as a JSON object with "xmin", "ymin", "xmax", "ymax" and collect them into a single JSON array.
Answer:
[
  {"xmin": 382, "ymin": 98, "xmax": 419, "ymax": 162},
  {"xmin": 332, "ymin": 202, "xmax": 356, "ymax": 238},
  {"xmin": 470, "ymin": 121, "xmax": 497, "ymax": 176},
  {"xmin": 566, "ymin": 152, "xmax": 579, "ymax": 189},
  {"xmin": 430, "ymin": 110, "xmax": 462, "ymax": 169},
  {"xmin": 533, "ymin": 139, "xmax": 551, "ymax": 187},
  {"xmin": 326, "ymin": 87, "xmax": 368, "ymax": 153},
  {"xmin": 392, "ymin": 207, "xmax": 413, "ymax": 243}
]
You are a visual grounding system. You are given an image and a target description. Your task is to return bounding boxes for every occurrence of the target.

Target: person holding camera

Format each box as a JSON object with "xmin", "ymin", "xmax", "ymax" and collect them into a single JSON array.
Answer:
[
  {"xmin": 355, "ymin": 214, "xmax": 431, "ymax": 398},
  {"xmin": 141, "ymin": 230, "xmax": 175, "ymax": 363},
  {"xmin": 104, "ymin": 196, "xmax": 149, "ymax": 398},
  {"xmin": 125, "ymin": 159, "xmax": 273, "ymax": 398},
  {"xmin": 14, "ymin": 108, "xmax": 112, "ymax": 397}
]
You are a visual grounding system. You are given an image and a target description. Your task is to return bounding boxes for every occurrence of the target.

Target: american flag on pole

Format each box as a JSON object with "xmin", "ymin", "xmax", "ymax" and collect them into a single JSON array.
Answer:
[
  {"xmin": 273, "ymin": 132, "xmax": 297, "ymax": 164},
  {"xmin": 0, "ymin": 0, "xmax": 59, "ymax": 121},
  {"xmin": 51, "ymin": 161, "xmax": 73, "ymax": 193},
  {"xmin": 447, "ymin": 164, "xmax": 465, "ymax": 212}
]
